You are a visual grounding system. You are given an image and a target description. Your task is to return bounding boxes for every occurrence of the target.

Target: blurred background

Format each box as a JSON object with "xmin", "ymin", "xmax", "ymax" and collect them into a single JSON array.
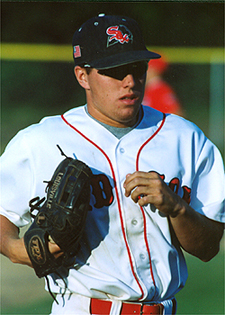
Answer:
[{"xmin": 1, "ymin": 1, "xmax": 224, "ymax": 315}]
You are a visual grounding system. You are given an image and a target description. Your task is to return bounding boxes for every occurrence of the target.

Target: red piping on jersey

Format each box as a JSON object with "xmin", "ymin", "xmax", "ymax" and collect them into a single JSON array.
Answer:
[
  {"xmin": 136, "ymin": 113, "xmax": 166, "ymax": 292},
  {"xmin": 61, "ymin": 114, "xmax": 145, "ymax": 299}
]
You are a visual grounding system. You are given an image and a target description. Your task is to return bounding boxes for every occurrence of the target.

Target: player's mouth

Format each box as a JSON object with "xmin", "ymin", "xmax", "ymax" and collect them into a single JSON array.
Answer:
[{"xmin": 120, "ymin": 93, "xmax": 139, "ymax": 105}]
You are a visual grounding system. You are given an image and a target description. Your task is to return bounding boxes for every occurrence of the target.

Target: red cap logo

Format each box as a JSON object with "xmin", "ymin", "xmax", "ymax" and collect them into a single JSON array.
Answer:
[{"xmin": 106, "ymin": 25, "xmax": 133, "ymax": 47}]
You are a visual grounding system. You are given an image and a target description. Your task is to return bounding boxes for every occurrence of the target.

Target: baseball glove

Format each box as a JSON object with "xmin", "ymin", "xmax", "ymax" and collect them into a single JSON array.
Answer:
[{"xmin": 24, "ymin": 150, "xmax": 92, "ymax": 281}]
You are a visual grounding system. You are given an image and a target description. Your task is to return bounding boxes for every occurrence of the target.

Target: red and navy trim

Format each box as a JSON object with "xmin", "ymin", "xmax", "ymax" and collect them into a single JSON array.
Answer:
[
  {"xmin": 61, "ymin": 112, "xmax": 166, "ymax": 300},
  {"xmin": 136, "ymin": 113, "xmax": 166, "ymax": 293}
]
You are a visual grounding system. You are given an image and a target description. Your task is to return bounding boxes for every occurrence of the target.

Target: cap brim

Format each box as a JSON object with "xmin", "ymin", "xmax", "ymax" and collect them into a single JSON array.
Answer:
[{"xmin": 87, "ymin": 50, "xmax": 161, "ymax": 70}]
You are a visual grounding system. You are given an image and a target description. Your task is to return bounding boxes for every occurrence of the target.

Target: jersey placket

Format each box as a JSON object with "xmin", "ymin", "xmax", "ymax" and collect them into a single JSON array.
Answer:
[
  {"xmin": 113, "ymin": 113, "xmax": 167, "ymax": 301},
  {"xmin": 114, "ymin": 140, "xmax": 154, "ymax": 301}
]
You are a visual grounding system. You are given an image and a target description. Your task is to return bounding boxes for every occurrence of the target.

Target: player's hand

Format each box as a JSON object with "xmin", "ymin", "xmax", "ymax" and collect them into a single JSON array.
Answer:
[
  {"xmin": 48, "ymin": 241, "xmax": 64, "ymax": 259},
  {"xmin": 20, "ymin": 238, "xmax": 63, "ymax": 267},
  {"xmin": 123, "ymin": 171, "xmax": 185, "ymax": 217}
]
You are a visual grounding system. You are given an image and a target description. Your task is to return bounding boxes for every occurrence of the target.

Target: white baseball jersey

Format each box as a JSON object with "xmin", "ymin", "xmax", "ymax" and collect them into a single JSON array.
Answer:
[{"xmin": 1, "ymin": 105, "xmax": 224, "ymax": 311}]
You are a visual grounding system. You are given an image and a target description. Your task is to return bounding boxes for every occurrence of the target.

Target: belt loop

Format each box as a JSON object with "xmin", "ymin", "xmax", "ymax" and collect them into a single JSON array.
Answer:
[
  {"xmin": 110, "ymin": 300, "xmax": 123, "ymax": 314},
  {"xmin": 172, "ymin": 298, "xmax": 177, "ymax": 315},
  {"xmin": 160, "ymin": 303, "xmax": 164, "ymax": 315}
]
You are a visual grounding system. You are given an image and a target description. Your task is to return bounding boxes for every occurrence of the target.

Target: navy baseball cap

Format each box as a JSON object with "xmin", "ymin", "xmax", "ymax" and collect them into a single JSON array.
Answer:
[{"xmin": 72, "ymin": 14, "xmax": 161, "ymax": 69}]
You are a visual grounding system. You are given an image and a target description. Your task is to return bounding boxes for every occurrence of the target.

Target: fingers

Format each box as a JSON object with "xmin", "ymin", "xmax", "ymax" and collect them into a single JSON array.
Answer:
[
  {"xmin": 123, "ymin": 171, "xmax": 175, "ymax": 214},
  {"xmin": 124, "ymin": 171, "xmax": 161, "ymax": 200},
  {"xmin": 48, "ymin": 242, "xmax": 64, "ymax": 259}
]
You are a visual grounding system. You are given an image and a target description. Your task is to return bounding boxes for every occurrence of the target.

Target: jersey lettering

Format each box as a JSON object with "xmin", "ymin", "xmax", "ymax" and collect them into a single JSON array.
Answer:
[
  {"xmin": 91, "ymin": 174, "xmax": 114, "ymax": 208},
  {"xmin": 169, "ymin": 177, "xmax": 180, "ymax": 194},
  {"xmin": 155, "ymin": 173, "xmax": 191, "ymax": 205},
  {"xmin": 169, "ymin": 177, "xmax": 191, "ymax": 204},
  {"xmin": 90, "ymin": 172, "xmax": 191, "ymax": 209},
  {"xmin": 182, "ymin": 186, "xmax": 191, "ymax": 205}
]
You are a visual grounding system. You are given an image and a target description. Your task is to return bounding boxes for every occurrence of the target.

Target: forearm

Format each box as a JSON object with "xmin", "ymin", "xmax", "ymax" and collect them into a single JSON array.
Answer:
[
  {"xmin": 123, "ymin": 171, "xmax": 224, "ymax": 262},
  {"xmin": 170, "ymin": 202, "xmax": 224, "ymax": 261},
  {"xmin": 0, "ymin": 215, "xmax": 32, "ymax": 266}
]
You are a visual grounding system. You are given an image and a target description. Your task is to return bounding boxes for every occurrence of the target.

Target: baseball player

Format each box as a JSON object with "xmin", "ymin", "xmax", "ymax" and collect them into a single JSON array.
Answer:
[
  {"xmin": 142, "ymin": 57, "xmax": 183, "ymax": 116},
  {"xmin": 0, "ymin": 14, "xmax": 224, "ymax": 315}
]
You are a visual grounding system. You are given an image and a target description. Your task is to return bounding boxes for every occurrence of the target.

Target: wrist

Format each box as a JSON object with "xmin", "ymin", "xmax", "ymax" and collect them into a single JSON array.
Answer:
[
  {"xmin": 9, "ymin": 238, "xmax": 32, "ymax": 266},
  {"xmin": 169, "ymin": 200, "xmax": 187, "ymax": 218}
]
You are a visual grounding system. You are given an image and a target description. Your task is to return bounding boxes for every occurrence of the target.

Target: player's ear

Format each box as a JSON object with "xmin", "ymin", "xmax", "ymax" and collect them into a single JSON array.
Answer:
[{"xmin": 74, "ymin": 66, "xmax": 90, "ymax": 90}]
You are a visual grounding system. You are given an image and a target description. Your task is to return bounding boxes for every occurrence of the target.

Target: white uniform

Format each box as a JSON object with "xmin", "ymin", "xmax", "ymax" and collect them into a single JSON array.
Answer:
[{"xmin": 1, "ymin": 105, "xmax": 224, "ymax": 314}]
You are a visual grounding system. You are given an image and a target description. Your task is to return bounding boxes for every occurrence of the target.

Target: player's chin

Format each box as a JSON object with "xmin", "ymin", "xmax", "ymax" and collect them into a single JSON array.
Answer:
[
  {"xmin": 122, "ymin": 103, "xmax": 141, "ymax": 117},
  {"xmin": 118, "ymin": 109, "xmax": 140, "ymax": 126}
]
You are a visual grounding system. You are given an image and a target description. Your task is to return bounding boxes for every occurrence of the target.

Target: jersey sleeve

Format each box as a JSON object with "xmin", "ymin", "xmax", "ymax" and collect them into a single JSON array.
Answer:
[
  {"xmin": 190, "ymin": 135, "xmax": 225, "ymax": 223},
  {"xmin": 0, "ymin": 130, "xmax": 35, "ymax": 227}
]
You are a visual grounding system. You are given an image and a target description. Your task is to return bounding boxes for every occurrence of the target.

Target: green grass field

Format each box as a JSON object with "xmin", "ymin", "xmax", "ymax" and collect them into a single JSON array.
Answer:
[{"xmin": 1, "ymin": 298, "xmax": 52, "ymax": 315}]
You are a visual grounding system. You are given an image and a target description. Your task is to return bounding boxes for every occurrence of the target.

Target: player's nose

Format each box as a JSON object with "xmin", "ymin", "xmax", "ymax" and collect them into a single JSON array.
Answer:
[{"xmin": 122, "ymin": 74, "xmax": 136, "ymax": 88}]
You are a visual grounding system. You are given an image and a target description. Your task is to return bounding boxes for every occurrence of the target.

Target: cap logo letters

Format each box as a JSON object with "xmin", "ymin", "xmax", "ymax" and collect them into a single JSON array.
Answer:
[{"xmin": 106, "ymin": 25, "xmax": 133, "ymax": 47}]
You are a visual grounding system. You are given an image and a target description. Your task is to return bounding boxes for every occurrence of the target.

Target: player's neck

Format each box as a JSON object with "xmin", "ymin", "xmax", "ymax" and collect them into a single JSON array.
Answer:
[{"xmin": 85, "ymin": 105, "xmax": 142, "ymax": 139}]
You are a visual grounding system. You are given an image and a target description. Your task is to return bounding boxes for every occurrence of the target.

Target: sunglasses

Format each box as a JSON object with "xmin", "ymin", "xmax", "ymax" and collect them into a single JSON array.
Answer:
[{"xmin": 97, "ymin": 61, "xmax": 148, "ymax": 81}]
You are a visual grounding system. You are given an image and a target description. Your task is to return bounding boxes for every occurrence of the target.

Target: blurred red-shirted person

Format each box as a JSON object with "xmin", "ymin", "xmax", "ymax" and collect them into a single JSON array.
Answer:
[{"xmin": 143, "ymin": 56, "xmax": 183, "ymax": 116}]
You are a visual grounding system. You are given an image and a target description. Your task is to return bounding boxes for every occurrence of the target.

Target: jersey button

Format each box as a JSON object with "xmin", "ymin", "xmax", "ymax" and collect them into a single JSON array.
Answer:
[
  {"xmin": 131, "ymin": 219, "xmax": 138, "ymax": 225},
  {"xmin": 119, "ymin": 148, "xmax": 125, "ymax": 153},
  {"xmin": 140, "ymin": 253, "xmax": 145, "ymax": 260}
]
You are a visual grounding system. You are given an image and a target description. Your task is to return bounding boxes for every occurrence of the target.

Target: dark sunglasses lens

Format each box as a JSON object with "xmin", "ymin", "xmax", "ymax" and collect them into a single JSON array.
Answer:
[{"xmin": 98, "ymin": 62, "xmax": 148, "ymax": 80}]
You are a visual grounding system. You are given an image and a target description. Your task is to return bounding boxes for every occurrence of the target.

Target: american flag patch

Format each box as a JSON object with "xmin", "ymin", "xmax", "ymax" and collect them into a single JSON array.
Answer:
[{"xmin": 73, "ymin": 45, "xmax": 81, "ymax": 58}]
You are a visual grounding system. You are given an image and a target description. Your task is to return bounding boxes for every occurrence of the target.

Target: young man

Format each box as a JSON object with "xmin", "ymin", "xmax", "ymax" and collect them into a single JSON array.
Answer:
[{"xmin": 0, "ymin": 14, "xmax": 224, "ymax": 315}]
